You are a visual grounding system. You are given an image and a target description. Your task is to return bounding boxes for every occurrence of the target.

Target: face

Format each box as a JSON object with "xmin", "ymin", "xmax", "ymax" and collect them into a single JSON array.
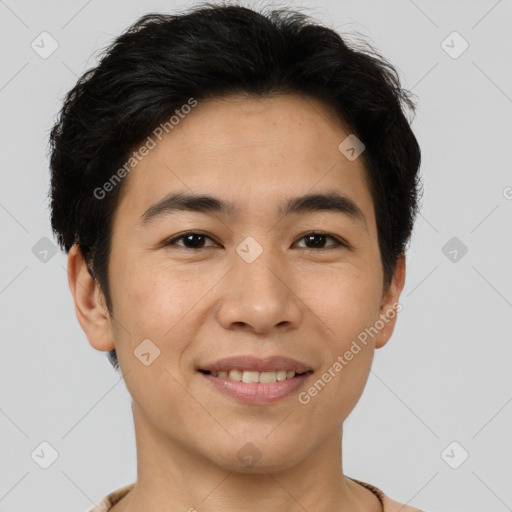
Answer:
[{"xmin": 71, "ymin": 93, "xmax": 405, "ymax": 473}]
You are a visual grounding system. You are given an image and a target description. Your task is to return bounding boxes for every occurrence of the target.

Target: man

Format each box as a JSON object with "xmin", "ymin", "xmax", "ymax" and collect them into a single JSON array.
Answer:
[{"xmin": 49, "ymin": 3, "xmax": 425, "ymax": 511}]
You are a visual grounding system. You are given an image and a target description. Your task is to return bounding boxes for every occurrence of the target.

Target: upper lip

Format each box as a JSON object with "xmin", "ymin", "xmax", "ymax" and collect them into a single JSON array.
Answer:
[{"xmin": 199, "ymin": 355, "xmax": 312, "ymax": 374}]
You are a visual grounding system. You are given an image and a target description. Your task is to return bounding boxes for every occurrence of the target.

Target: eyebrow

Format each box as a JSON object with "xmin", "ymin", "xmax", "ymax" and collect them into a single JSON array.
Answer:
[{"xmin": 140, "ymin": 191, "xmax": 367, "ymax": 230}]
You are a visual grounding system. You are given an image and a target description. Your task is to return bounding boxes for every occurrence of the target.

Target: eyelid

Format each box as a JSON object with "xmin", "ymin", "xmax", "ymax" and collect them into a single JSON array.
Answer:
[
  {"xmin": 164, "ymin": 230, "xmax": 220, "ymax": 248},
  {"xmin": 164, "ymin": 230, "xmax": 349, "ymax": 250},
  {"xmin": 293, "ymin": 231, "xmax": 348, "ymax": 249}
]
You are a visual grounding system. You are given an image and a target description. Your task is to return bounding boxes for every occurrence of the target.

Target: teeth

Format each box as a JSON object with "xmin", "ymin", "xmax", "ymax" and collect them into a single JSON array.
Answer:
[
  {"xmin": 208, "ymin": 369, "xmax": 298, "ymax": 382},
  {"xmin": 259, "ymin": 371, "xmax": 277, "ymax": 383},
  {"xmin": 242, "ymin": 371, "xmax": 260, "ymax": 383},
  {"xmin": 228, "ymin": 369, "xmax": 243, "ymax": 381}
]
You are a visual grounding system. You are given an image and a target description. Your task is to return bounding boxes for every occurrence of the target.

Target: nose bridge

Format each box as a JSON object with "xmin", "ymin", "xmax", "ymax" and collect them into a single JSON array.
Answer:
[
  {"xmin": 238, "ymin": 241, "xmax": 283, "ymax": 293},
  {"xmin": 216, "ymin": 238, "xmax": 302, "ymax": 333}
]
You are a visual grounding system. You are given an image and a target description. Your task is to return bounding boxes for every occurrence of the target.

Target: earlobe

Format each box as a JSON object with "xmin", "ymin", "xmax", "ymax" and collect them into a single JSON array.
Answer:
[
  {"xmin": 375, "ymin": 255, "xmax": 406, "ymax": 349},
  {"xmin": 67, "ymin": 244, "xmax": 116, "ymax": 352}
]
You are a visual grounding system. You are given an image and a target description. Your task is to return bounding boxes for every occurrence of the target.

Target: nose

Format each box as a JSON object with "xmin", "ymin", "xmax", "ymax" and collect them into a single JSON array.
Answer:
[{"xmin": 215, "ymin": 246, "xmax": 303, "ymax": 335}]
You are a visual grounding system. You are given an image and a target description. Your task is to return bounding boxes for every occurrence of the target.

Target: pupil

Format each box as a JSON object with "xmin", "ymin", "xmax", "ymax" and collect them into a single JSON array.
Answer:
[
  {"xmin": 182, "ymin": 234, "xmax": 326, "ymax": 249},
  {"xmin": 185, "ymin": 234, "xmax": 204, "ymax": 248},
  {"xmin": 307, "ymin": 234, "xmax": 325, "ymax": 248}
]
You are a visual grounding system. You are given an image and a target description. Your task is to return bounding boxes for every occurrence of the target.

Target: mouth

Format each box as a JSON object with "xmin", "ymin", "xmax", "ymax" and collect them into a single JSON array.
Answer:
[
  {"xmin": 198, "ymin": 368, "xmax": 312, "ymax": 383},
  {"xmin": 197, "ymin": 355, "xmax": 313, "ymax": 404}
]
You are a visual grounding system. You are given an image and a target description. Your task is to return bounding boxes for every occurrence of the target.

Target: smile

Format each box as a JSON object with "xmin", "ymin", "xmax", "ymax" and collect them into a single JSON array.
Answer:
[{"xmin": 201, "ymin": 369, "xmax": 303, "ymax": 383}]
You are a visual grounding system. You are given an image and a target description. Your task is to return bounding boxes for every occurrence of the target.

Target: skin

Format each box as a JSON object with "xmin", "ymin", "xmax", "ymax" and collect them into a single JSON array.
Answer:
[{"xmin": 68, "ymin": 92, "xmax": 406, "ymax": 512}]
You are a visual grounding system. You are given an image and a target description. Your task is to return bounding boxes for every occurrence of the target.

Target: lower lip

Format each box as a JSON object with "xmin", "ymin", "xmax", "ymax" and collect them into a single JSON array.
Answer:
[{"xmin": 200, "ymin": 372, "xmax": 312, "ymax": 404}]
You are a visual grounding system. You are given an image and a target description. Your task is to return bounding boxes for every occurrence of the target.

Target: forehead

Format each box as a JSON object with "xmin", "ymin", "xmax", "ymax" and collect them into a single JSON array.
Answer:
[{"xmin": 113, "ymin": 93, "xmax": 374, "ymax": 225}]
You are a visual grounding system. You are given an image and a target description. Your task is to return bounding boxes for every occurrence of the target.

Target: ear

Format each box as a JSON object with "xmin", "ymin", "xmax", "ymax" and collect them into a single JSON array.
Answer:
[
  {"xmin": 67, "ymin": 244, "xmax": 115, "ymax": 352},
  {"xmin": 374, "ymin": 254, "xmax": 406, "ymax": 349}
]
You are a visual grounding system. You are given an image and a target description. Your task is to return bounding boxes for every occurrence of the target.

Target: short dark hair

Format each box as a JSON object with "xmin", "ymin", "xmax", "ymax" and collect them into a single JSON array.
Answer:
[{"xmin": 48, "ymin": 2, "xmax": 422, "ymax": 372}]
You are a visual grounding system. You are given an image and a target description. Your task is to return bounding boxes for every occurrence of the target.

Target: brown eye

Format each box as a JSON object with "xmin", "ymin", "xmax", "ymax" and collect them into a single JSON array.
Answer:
[
  {"xmin": 295, "ymin": 232, "xmax": 346, "ymax": 250},
  {"xmin": 163, "ymin": 231, "xmax": 347, "ymax": 251},
  {"xmin": 164, "ymin": 232, "xmax": 218, "ymax": 249}
]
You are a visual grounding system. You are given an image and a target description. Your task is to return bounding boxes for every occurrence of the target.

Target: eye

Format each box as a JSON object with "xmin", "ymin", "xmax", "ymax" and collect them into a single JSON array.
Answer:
[
  {"xmin": 164, "ymin": 231, "xmax": 218, "ymax": 249},
  {"xmin": 294, "ymin": 232, "xmax": 347, "ymax": 251},
  {"xmin": 163, "ymin": 231, "xmax": 348, "ymax": 251}
]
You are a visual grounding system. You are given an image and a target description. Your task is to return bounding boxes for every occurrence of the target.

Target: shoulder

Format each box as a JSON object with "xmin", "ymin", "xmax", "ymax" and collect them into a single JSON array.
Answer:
[
  {"xmin": 348, "ymin": 477, "xmax": 426, "ymax": 512},
  {"xmin": 91, "ymin": 479, "xmax": 429, "ymax": 512},
  {"xmin": 87, "ymin": 483, "xmax": 135, "ymax": 512}
]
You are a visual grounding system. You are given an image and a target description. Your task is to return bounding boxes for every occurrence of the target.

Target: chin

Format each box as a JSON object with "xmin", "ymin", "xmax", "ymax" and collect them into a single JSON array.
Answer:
[
  {"xmin": 218, "ymin": 456, "xmax": 303, "ymax": 475},
  {"xmin": 205, "ymin": 438, "xmax": 309, "ymax": 475}
]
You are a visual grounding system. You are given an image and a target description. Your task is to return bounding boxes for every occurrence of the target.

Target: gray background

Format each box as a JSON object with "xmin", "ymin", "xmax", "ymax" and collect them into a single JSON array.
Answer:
[{"xmin": 1, "ymin": 0, "xmax": 511, "ymax": 511}]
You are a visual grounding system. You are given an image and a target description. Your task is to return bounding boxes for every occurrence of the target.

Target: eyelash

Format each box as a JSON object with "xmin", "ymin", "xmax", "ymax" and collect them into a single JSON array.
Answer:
[{"xmin": 163, "ymin": 231, "xmax": 348, "ymax": 251}]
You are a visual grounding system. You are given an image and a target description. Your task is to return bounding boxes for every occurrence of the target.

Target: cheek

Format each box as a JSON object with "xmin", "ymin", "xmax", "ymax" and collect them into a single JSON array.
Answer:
[
  {"xmin": 304, "ymin": 265, "xmax": 381, "ymax": 406},
  {"xmin": 110, "ymin": 258, "xmax": 196, "ymax": 357},
  {"xmin": 305, "ymin": 273, "xmax": 380, "ymax": 419},
  {"xmin": 310, "ymin": 266, "xmax": 382, "ymax": 338},
  {"xmin": 110, "ymin": 266, "xmax": 195, "ymax": 414}
]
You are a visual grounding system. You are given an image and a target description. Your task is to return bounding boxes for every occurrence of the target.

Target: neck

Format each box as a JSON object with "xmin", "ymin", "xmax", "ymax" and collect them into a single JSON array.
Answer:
[{"xmin": 113, "ymin": 405, "xmax": 381, "ymax": 512}]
